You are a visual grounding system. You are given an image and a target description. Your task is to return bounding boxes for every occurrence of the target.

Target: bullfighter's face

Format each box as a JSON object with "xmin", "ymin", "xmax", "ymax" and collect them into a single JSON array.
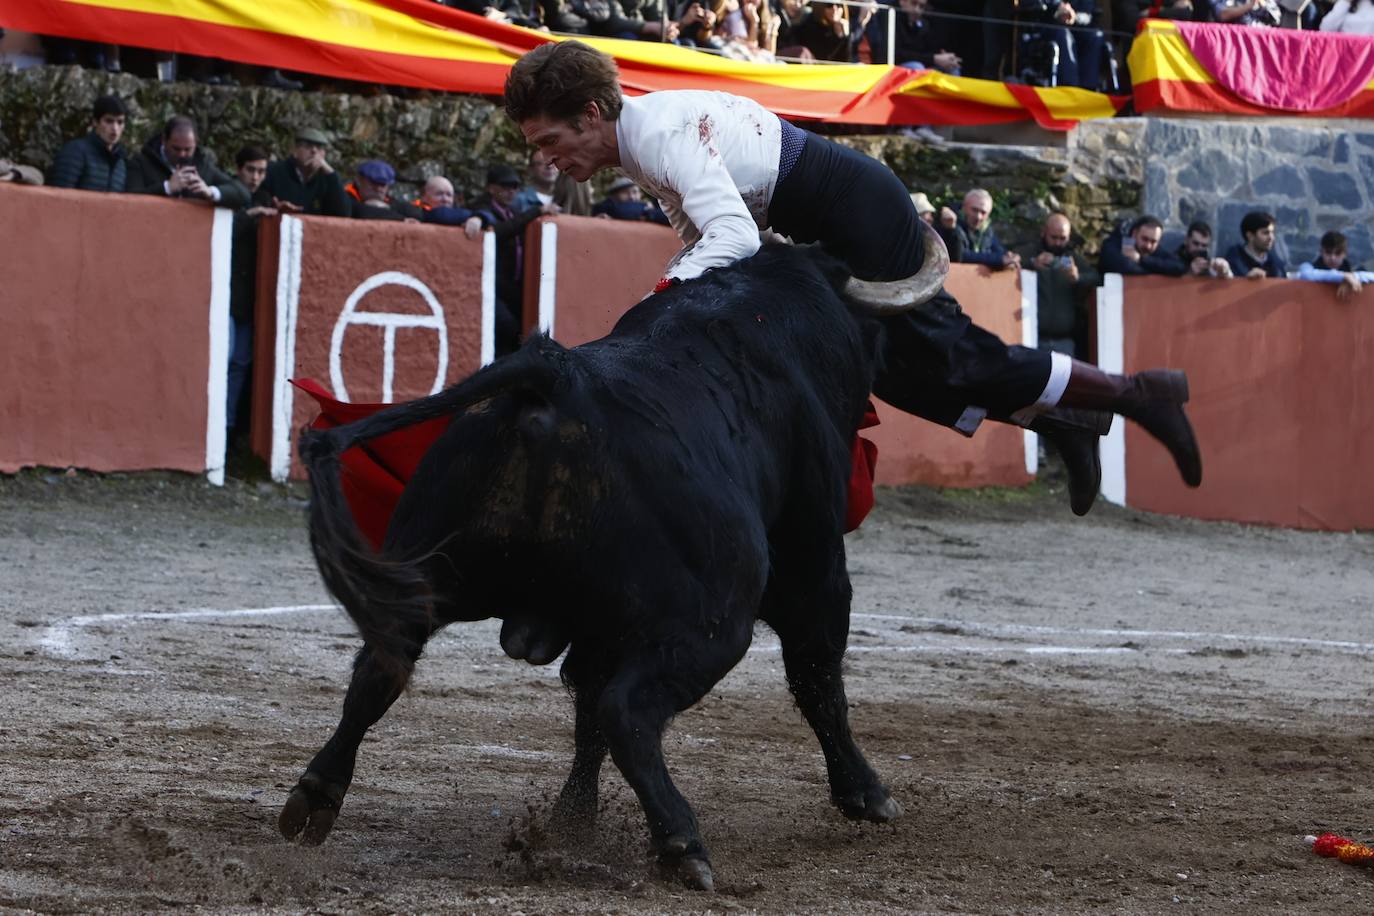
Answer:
[{"xmin": 520, "ymin": 101, "xmax": 618, "ymax": 183}]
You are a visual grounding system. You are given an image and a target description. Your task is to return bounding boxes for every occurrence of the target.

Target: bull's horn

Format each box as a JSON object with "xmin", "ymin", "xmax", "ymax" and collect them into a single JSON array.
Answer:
[{"xmin": 844, "ymin": 220, "xmax": 951, "ymax": 314}]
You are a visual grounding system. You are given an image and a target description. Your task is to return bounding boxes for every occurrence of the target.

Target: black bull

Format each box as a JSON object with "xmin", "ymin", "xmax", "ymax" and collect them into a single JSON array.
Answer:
[{"xmin": 280, "ymin": 245, "xmax": 902, "ymax": 890}]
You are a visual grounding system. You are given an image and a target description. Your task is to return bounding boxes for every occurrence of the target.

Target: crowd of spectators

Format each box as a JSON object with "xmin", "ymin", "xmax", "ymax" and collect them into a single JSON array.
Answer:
[
  {"xmin": 14, "ymin": 0, "xmax": 1369, "ymax": 96},
  {"xmin": 29, "ymin": 93, "xmax": 676, "ymax": 446},
  {"xmin": 910, "ymin": 185, "xmax": 1370, "ymax": 359}
]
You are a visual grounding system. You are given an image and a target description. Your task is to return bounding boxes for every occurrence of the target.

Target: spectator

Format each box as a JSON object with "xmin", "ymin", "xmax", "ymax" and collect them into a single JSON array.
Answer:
[
  {"xmin": 1296, "ymin": 230, "xmax": 1373, "ymax": 299},
  {"xmin": 1021, "ymin": 0, "xmax": 1107, "ymax": 90},
  {"xmin": 515, "ymin": 148, "xmax": 560, "ymax": 211},
  {"xmin": 515, "ymin": 147, "xmax": 593, "ymax": 216},
  {"xmin": 470, "ymin": 164, "xmax": 560, "ymax": 355},
  {"xmin": 716, "ymin": 0, "xmax": 780, "ymax": 60},
  {"xmin": 775, "ymin": 0, "xmax": 819, "ymax": 57},
  {"xmin": 982, "ymin": 0, "xmax": 1015, "ymax": 78},
  {"xmin": 794, "ymin": 1, "xmax": 876, "ymax": 61},
  {"xmin": 1212, "ymin": 0, "xmax": 1281, "ymax": 25},
  {"xmin": 226, "ymin": 145, "xmax": 275, "ymax": 444},
  {"xmin": 416, "ymin": 175, "xmax": 458, "ymax": 211},
  {"xmin": 1224, "ymin": 210, "xmax": 1287, "ymax": 279},
  {"xmin": 345, "ymin": 159, "xmax": 422, "ymax": 221},
  {"xmin": 49, "ymin": 95, "xmax": 128, "ymax": 193},
  {"xmin": 674, "ymin": 0, "xmax": 726, "ymax": 48},
  {"xmin": 0, "ymin": 157, "xmax": 43, "ymax": 185},
  {"xmin": 1099, "ymin": 215, "xmax": 1186, "ymax": 275},
  {"xmin": 259, "ymin": 127, "xmax": 350, "ymax": 217},
  {"xmin": 540, "ymin": 0, "xmax": 593, "ymax": 31},
  {"xmin": 592, "ymin": 175, "xmax": 671, "ymax": 223},
  {"xmin": 911, "ymin": 191, "xmax": 964, "ymax": 260},
  {"xmin": 1018, "ymin": 212, "xmax": 1100, "ymax": 357},
  {"xmin": 867, "ymin": 0, "xmax": 962, "ymax": 71},
  {"xmin": 1174, "ymin": 220, "xmax": 1233, "ymax": 278},
  {"xmin": 577, "ymin": 0, "xmax": 676, "ymax": 39},
  {"xmin": 940, "ymin": 188, "xmax": 1020, "ymax": 270},
  {"xmin": 445, "ymin": 0, "xmax": 545, "ymax": 27},
  {"xmin": 410, "ymin": 175, "xmax": 485, "ymax": 235},
  {"xmin": 125, "ymin": 115, "xmax": 248, "ymax": 207},
  {"xmin": 1320, "ymin": 0, "xmax": 1374, "ymax": 31},
  {"xmin": 910, "ymin": 191, "xmax": 936, "ymax": 224}
]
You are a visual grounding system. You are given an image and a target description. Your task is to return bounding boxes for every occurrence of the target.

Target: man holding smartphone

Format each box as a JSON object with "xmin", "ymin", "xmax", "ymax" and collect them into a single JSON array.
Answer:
[{"xmin": 125, "ymin": 115, "xmax": 247, "ymax": 208}]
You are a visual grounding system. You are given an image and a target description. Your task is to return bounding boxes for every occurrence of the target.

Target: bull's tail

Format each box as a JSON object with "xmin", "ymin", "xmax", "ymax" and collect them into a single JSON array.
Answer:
[{"xmin": 299, "ymin": 337, "xmax": 565, "ymax": 685}]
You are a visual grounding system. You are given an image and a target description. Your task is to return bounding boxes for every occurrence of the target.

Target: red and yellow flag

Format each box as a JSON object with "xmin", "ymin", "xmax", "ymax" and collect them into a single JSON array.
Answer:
[
  {"xmin": 2, "ymin": 0, "xmax": 1128, "ymax": 129},
  {"xmin": 1129, "ymin": 19, "xmax": 1374, "ymax": 118}
]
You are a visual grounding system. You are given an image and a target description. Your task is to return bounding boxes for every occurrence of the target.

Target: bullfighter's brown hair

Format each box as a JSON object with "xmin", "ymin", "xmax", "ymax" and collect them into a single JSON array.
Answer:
[{"xmin": 503, "ymin": 41, "xmax": 624, "ymax": 126}]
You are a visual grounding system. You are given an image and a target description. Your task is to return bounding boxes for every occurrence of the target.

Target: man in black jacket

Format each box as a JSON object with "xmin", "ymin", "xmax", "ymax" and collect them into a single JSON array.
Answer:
[
  {"xmin": 225, "ymin": 145, "xmax": 277, "ymax": 443},
  {"xmin": 258, "ymin": 127, "xmax": 350, "ymax": 217},
  {"xmin": 49, "ymin": 95, "xmax": 128, "ymax": 193},
  {"xmin": 1099, "ymin": 215, "xmax": 1186, "ymax": 276},
  {"xmin": 867, "ymin": 0, "xmax": 962, "ymax": 70},
  {"xmin": 1018, "ymin": 213, "xmax": 1100, "ymax": 357},
  {"xmin": 469, "ymin": 164, "xmax": 559, "ymax": 355},
  {"xmin": 125, "ymin": 115, "xmax": 248, "ymax": 208}
]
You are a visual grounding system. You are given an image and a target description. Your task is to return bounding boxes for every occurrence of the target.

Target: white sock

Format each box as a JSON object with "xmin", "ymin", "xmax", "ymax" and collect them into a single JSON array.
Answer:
[{"xmin": 1009, "ymin": 351, "xmax": 1072, "ymax": 427}]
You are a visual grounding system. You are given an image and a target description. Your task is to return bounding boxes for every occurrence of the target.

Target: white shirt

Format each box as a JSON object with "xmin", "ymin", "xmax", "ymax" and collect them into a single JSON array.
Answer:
[
  {"xmin": 1297, "ymin": 261, "xmax": 1374, "ymax": 283},
  {"xmin": 1320, "ymin": 0, "xmax": 1374, "ymax": 34},
  {"xmin": 615, "ymin": 91, "xmax": 782, "ymax": 282}
]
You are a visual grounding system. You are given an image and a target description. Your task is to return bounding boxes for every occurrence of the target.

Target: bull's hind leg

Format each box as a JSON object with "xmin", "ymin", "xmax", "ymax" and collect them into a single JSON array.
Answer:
[
  {"xmin": 597, "ymin": 615, "xmax": 755, "ymax": 891},
  {"xmin": 549, "ymin": 646, "xmax": 610, "ymax": 831},
  {"xmin": 762, "ymin": 543, "xmax": 900, "ymax": 824},
  {"xmin": 279, "ymin": 628, "xmax": 428, "ymax": 845}
]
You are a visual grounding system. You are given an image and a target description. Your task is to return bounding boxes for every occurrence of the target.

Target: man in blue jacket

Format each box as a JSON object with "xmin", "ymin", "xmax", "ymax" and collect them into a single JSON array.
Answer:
[
  {"xmin": 49, "ymin": 95, "xmax": 128, "ymax": 193},
  {"xmin": 943, "ymin": 188, "xmax": 1021, "ymax": 271},
  {"xmin": 1225, "ymin": 211, "xmax": 1288, "ymax": 280}
]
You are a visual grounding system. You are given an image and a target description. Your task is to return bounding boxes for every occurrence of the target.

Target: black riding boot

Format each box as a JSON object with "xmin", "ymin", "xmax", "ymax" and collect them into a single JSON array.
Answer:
[{"xmin": 1024, "ymin": 408, "xmax": 1110, "ymax": 516}]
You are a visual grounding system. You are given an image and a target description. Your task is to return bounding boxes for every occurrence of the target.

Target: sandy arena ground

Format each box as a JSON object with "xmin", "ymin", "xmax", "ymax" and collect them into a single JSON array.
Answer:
[{"xmin": 2, "ymin": 469, "xmax": 1373, "ymax": 914}]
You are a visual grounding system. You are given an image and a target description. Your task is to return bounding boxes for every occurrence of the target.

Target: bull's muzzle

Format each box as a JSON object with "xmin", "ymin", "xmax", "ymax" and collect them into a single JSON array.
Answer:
[{"xmin": 844, "ymin": 220, "xmax": 951, "ymax": 315}]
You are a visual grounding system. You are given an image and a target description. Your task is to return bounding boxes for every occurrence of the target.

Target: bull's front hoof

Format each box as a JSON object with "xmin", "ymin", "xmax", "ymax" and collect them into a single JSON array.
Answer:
[
  {"xmin": 661, "ymin": 854, "xmax": 715, "ymax": 892},
  {"xmin": 835, "ymin": 788, "xmax": 903, "ymax": 824},
  {"xmin": 279, "ymin": 771, "xmax": 346, "ymax": 845}
]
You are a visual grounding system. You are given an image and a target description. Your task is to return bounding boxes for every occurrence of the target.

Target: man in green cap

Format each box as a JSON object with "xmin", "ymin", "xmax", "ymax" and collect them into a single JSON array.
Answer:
[{"xmin": 258, "ymin": 127, "xmax": 349, "ymax": 217}]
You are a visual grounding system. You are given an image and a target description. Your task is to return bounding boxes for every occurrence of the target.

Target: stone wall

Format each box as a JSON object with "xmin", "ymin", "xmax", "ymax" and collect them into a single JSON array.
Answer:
[
  {"xmin": 5, "ymin": 64, "xmax": 1366, "ymax": 268},
  {"xmin": 1135, "ymin": 118, "xmax": 1374, "ymax": 268},
  {"xmin": 0, "ymin": 64, "xmax": 1131, "ymax": 251},
  {"xmin": 0, "ymin": 64, "xmax": 528, "ymax": 201}
]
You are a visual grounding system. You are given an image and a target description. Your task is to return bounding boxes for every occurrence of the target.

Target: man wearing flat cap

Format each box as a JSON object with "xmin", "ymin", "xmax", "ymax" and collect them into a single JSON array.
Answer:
[
  {"xmin": 345, "ymin": 159, "xmax": 421, "ymax": 221},
  {"xmin": 592, "ymin": 174, "xmax": 669, "ymax": 224},
  {"xmin": 469, "ymin": 163, "xmax": 562, "ymax": 356},
  {"xmin": 258, "ymin": 127, "xmax": 349, "ymax": 217}
]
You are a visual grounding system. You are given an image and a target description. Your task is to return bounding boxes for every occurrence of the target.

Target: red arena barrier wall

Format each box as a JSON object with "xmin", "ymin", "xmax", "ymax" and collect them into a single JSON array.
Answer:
[
  {"xmin": 250, "ymin": 214, "xmax": 491, "ymax": 480},
  {"xmin": 520, "ymin": 215, "xmax": 1033, "ymax": 489},
  {"xmin": 1098, "ymin": 274, "xmax": 1374, "ymax": 530},
  {"xmin": 0, "ymin": 185, "xmax": 232, "ymax": 480}
]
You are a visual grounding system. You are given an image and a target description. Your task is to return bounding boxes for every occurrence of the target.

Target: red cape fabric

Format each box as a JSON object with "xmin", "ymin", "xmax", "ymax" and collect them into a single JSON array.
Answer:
[
  {"xmin": 291, "ymin": 380, "xmax": 880, "ymax": 550},
  {"xmin": 1175, "ymin": 21, "xmax": 1374, "ymax": 111}
]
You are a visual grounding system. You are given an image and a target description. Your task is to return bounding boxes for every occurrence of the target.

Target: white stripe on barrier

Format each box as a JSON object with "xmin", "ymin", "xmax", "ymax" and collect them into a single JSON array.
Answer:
[
  {"xmin": 270, "ymin": 216, "xmax": 304, "ymax": 483},
  {"xmin": 205, "ymin": 208, "xmax": 233, "ymax": 486},
  {"xmin": 538, "ymin": 220, "xmax": 558, "ymax": 336},
  {"xmin": 481, "ymin": 232, "xmax": 496, "ymax": 366},
  {"xmin": 1096, "ymin": 273, "xmax": 1125, "ymax": 505},
  {"xmin": 1019, "ymin": 267, "xmax": 1039, "ymax": 477}
]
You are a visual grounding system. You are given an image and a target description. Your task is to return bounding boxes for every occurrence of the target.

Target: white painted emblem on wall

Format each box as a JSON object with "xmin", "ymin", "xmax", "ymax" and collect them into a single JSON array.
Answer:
[{"xmin": 330, "ymin": 271, "xmax": 448, "ymax": 403}]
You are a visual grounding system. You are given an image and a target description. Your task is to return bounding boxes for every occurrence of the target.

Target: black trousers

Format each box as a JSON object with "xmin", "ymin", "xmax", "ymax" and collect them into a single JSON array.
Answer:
[{"xmin": 767, "ymin": 132, "xmax": 1051, "ymax": 431}]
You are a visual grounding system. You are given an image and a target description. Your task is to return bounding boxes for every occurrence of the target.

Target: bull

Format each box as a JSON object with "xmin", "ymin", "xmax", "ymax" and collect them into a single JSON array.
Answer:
[{"xmin": 278, "ymin": 245, "xmax": 901, "ymax": 890}]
